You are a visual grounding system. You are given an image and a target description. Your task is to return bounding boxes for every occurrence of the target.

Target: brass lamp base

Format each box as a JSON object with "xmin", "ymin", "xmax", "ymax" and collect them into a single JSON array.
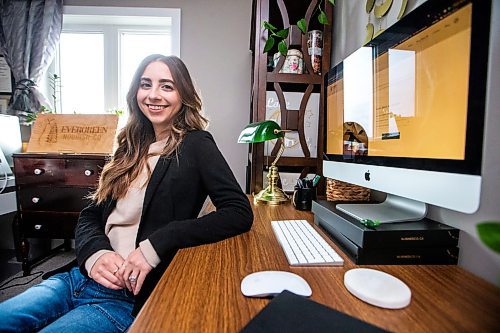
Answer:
[
  {"xmin": 254, "ymin": 185, "xmax": 289, "ymax": 205},
  {"xmin": 253, "ymin": 165, "xmax": 289, "ymax": 205}
]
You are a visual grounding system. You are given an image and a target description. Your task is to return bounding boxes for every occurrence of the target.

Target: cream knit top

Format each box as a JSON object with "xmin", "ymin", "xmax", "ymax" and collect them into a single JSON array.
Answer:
[{"xmin": 85, "ymin": 139, "xmax": 166, "ymax": 276}]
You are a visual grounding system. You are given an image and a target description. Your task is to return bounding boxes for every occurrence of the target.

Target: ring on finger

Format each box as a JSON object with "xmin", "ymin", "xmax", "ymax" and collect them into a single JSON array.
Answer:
[{"xmin": 129, "ymin": 275, "xmax": 137, "ymax": 283}]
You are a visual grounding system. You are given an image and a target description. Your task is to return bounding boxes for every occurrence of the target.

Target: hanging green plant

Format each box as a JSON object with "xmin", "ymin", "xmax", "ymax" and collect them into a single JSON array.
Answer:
[
  {"xmin": 262, "ymin": 21, "xmax": 289, "ymax": 56},
  {"xmin": 297, "ymin": 0, "xmax": 334, "ymax": 33},
  {"xmin": 262, "ymin": 0, "xmax": 335, "ymax": 56}
]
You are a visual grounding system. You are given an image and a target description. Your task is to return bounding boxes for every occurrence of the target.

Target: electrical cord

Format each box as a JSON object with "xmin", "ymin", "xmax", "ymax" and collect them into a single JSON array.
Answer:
[
  {"xmin": 0, "ymin": 271, "xmax": 44, "ymax": 291},
  {"xmin": 0, "ymin": 167, "xmax": 7, "ymax": 194}
]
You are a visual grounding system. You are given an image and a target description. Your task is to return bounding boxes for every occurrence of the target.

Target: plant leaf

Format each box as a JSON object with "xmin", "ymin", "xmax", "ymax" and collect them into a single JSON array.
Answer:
[
  {"xmin": 477, "ymin": 222, "xmax": 500, "ymax": 254},
  {"xmin": 263, "ymin": 36, "xmax": 275, "ymax": 53},
  {"xmin": 274, "ymin": 28, "xmax": 289, "ymax": 38},
  {"xmin": 262, "ymin": 21, "xmax": 277, "ymax": 31},
  {"xmin": 278, "ymin": 40, "xmax": 288, "ymax": 57},
  {"xmin": 318, "ymin": 10, "xmax": 329, "ymax": 25},
  {"xmin": 297, "ymin": 18, "xmax": 307, "ymax": 34},
  {"xmin": 328, "ymin": 0, "xmax": 335, "ymax": 5}
]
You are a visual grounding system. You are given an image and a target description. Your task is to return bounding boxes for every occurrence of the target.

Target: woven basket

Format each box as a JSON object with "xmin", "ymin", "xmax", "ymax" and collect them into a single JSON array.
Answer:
[{"xmin": 326, "ymin": 178, "xmax": 370, "ymax": 202}]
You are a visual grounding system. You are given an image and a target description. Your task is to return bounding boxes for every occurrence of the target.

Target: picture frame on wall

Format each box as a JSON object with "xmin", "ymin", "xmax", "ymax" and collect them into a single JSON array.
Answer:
[
  {"xmin": 264, "ymin": 91, "xmax": 320, "ymax": 158},
  {"xmin": 0, "ymin": 56, "xmax": 13, "ymax": 94}
]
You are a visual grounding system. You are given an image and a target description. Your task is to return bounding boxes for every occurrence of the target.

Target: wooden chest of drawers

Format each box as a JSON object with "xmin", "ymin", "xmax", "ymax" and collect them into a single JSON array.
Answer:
[{"xmin": 13, "ymin": 153, "xmax": 108, "ymax": 275}]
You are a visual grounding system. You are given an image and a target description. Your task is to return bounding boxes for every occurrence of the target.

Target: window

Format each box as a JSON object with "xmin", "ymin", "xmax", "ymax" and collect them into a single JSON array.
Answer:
[
  {"xmin": 59, "ymin": 32, "xmax": 104, "ymax": 115},
  {"xmin": 49, "ymin": 6, "xmax": 180, "ymax": 117}
]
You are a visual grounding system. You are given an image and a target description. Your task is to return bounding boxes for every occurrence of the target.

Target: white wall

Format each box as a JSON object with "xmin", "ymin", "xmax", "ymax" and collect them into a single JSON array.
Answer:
[
  {"xmin": 331, "ymin": 0, "xmax": 500, "ymax": 285},
  {"xmin": 331, "ymin": 0, "xmax": 427, "ymax": 67},
  {"xmin": 64, "ymin": 0, "xmax": 252, "ymax": 189}
]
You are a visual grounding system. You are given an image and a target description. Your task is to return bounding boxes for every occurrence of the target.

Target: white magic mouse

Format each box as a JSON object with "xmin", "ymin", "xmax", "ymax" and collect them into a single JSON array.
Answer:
[{"xmin": 241, "ymin": 271, "xmax": 312, "ymax": 297}]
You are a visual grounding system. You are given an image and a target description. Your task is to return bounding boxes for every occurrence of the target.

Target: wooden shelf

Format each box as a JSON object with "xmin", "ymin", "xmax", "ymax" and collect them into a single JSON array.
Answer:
[
  {"xmin": 264, "ymin": 156, "xmax": 318, "ymax": 167},
  {"xmin": 266, "ymin": 73, "xmax": 322, "ymax": 84},
  {"xmin": 265, "ymin": 81, "xmax": 322, "ymax": 93},
  {"xmin": 249, "ymin": 0, "xmax": 332, "ymax": 194}
]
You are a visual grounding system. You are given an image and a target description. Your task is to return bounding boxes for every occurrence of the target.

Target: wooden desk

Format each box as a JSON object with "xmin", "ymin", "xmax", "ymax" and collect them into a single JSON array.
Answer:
[{"xmin": 129, "ymin": 199, "xmax": 500, "ymax": 332}]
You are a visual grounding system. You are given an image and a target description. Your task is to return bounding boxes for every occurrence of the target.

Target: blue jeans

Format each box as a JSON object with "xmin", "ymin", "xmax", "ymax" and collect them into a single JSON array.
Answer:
[{"xmin": 0, "ymin": 267, "xmax": 135, "ymax": 332}]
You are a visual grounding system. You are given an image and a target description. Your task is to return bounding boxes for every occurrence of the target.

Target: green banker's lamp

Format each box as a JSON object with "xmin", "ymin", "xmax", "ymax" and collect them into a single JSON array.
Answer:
[{"xmin": 238, "ymin": 120, "xmax": 289, "ymax": 205}]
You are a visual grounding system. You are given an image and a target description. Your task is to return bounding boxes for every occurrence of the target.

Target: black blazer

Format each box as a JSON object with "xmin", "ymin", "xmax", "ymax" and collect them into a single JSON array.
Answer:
[{"xmin": 75, "ymin": 130, "xmax": 253, "ymax": 315}]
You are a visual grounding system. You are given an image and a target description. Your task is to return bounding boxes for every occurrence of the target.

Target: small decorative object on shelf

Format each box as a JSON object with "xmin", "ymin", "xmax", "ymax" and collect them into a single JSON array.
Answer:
[
  {"xmin": 307, "ymin": 30, "xmax": 323, "ymax": 74},
  {"xmin": 273, "ymin": 49, "xmax": 304, "ymax": 74}
]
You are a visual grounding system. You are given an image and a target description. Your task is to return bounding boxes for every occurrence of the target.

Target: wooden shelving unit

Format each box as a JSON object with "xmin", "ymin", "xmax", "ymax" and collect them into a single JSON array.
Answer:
[{"xmin": 248, "ymin": 0, "xmax": 333, "ymax": 196}]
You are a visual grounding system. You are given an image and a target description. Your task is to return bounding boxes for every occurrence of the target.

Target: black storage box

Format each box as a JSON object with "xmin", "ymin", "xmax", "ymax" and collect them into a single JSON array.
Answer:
[{"xmin": 312, "ymin": 200, "xmax": 459, "ymax": 265}]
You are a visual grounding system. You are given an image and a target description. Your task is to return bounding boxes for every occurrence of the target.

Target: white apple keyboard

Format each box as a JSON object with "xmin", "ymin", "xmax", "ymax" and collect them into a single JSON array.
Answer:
[{"xmin": 271, "ymin": 220, "xmax": 344, "ymax": 266}]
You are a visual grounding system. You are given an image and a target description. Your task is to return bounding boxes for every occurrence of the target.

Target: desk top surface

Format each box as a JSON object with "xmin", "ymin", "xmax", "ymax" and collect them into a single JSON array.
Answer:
[{"xmin": 129, "ymin": 199, "xmax": 500, "ymax": 333}]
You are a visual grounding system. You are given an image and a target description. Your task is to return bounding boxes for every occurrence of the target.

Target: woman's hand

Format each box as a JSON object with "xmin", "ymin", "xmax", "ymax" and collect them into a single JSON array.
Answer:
[
  {"xmin": 90, "ymin": 252, "xmax": 126, "ymax": 290},
  {"xmin": 120, "ymin": 248, "xmax": 153, "ymax": 295}
]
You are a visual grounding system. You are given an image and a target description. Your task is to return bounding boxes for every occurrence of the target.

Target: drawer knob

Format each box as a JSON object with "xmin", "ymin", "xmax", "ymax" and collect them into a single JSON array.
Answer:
[
  {"xmin": 84, "ymin": 169, "xmax": 94, "ymax": 176},
  {"xmin": 34, "ymin": 224, "xmax": 42, "ymax": 230},
  {"xmin": 34, "ymin": 168, "xmax": 44, "ymax": 175},
  {"xmin": 32, "ymin": 197, "xmax": 40, "ymax": 204}
]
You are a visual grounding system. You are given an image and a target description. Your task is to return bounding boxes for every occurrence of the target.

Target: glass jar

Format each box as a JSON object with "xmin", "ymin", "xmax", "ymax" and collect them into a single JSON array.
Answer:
[{"xmin": 307, "ymin": 30, "xmax": 323, "ymax": 74}]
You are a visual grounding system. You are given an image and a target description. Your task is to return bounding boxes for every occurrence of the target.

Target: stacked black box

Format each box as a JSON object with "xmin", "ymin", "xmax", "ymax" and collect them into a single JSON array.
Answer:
[{"xmin": 312, "ymin": 200, "xmax": 459, "ymax": 265}]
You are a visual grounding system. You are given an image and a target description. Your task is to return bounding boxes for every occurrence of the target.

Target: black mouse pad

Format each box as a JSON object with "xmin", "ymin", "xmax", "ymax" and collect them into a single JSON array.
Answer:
[{"xmin": 240, "ymin": 290, "xmax": 388, "ymax": 333}]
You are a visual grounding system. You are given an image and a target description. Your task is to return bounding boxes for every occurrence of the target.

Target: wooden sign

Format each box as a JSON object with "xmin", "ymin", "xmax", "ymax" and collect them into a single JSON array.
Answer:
[{"xmin": 27, "ymin": 114, "xmax": 118, "ymax": 154}]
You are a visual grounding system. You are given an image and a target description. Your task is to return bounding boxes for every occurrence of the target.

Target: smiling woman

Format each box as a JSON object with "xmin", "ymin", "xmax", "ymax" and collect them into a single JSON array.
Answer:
[{"xmin": 0, "ymin": 54, "xmax": 253, "ymax": 332}]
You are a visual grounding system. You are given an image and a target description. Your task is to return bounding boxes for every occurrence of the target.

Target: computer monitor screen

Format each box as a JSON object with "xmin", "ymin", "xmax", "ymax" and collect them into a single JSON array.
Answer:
[
  {"xmin": 0, "ymin": 115, "xmax": 22, "ymax": 175},
  {"xmin": 323, "ymin": 0, "xmax": 491, "ymax": 222}
]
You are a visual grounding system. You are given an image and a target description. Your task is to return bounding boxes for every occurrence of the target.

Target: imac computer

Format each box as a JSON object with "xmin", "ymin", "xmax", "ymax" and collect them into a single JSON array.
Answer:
[{"xmin": 323, "ymin": 0, "xmax": 491, "ymax": 223}]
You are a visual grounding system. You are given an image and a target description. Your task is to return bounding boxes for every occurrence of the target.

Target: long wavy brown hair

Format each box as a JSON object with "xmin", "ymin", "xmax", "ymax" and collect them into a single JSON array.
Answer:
[{"xmin": 92, "ymin": 55, "xmax": 208, "ymax": 204}]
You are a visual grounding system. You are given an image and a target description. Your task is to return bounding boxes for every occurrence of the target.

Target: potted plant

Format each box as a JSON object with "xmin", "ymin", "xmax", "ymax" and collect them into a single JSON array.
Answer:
[{"xmin": 262, "ymin": 0, "xmax": 335, "ymax": 56}]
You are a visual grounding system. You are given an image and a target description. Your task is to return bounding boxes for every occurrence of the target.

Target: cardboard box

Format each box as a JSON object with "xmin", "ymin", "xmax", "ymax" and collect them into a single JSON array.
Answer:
[{"xmin": 27, "ymin": 114, "xmax": 118, "ymax": 154}]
